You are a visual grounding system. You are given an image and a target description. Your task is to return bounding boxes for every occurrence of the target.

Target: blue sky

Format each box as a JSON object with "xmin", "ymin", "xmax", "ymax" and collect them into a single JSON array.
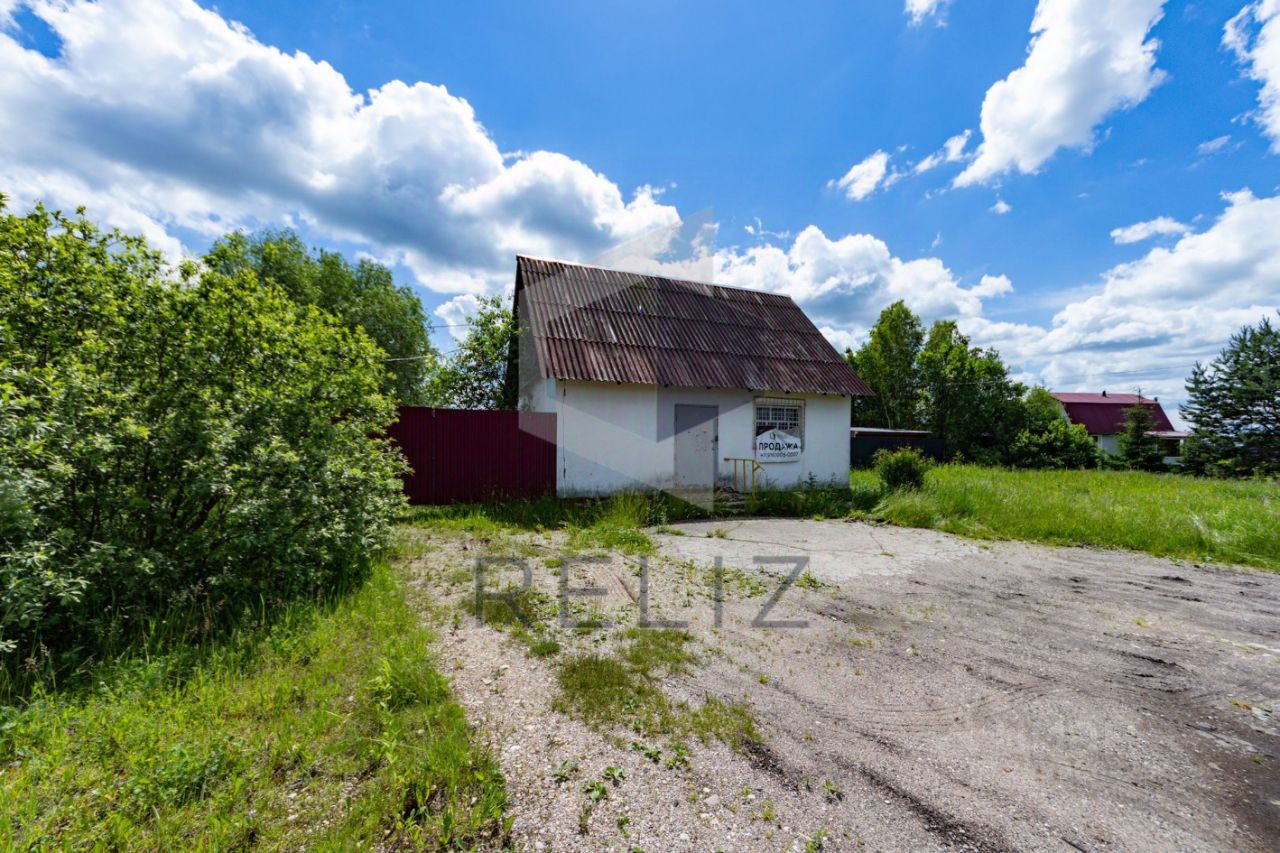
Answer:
[{"xmin": 3, "ymin": 0, "xmax": 1279, "ymax": 418}]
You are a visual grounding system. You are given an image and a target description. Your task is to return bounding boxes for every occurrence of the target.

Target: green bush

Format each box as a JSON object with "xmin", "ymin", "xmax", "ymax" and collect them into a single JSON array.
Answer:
[
  {"xmin": 1008, "ymin": 419, "xmax": 1100, "ymax": 469},
  {"xmin": 873, "ymin": 447, "xmax": 929, "ymax": 491},
  {"xmin": 0, "ymin": 201, "xmax": 403, "ymax": 663}
]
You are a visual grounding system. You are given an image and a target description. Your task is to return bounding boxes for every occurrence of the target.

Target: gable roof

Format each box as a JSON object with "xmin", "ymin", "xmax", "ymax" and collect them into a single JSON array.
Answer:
[
  {"xmin": 512, "ymin": 256, "xmax": 872, "ymax": 396},
  {"xmin": 1050, "ymin": 392, "xmax": 1175, "ymax": 435}
]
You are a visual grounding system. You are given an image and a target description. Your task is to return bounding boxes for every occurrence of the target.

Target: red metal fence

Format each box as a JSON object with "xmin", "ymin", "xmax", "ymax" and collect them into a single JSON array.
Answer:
[{"xmin": 387, "ymin": 407, "xmax": 557, "ymax": 505}]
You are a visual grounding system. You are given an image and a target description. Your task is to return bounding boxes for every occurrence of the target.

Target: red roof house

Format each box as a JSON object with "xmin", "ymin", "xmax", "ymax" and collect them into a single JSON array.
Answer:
[
  {"xmin": 1049, "ymin": 392, "xmax": 1186, "ymax": 461},
  {"xmin": 1049, "ymin": 392, "xmax": 1176, "ymax": 435}
]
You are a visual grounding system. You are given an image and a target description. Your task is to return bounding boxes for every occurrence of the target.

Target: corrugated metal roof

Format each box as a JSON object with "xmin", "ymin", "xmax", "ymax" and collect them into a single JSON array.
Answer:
[
  {"xmin": 514, "ymin": 256, "xmax": 872, "ymax": 396},
  {"xmin": 1050, "ymin": 392, "xmax": 1175, "ymax": 435},
  {"xmin": 1052, "ymin": 392, "xmax": 1151, "ymax": 405}
]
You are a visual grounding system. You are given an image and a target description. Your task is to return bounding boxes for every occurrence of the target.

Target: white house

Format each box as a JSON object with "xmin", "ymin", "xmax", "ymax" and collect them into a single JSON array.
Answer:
[
  {"xmin": 1049, "ymin": 391, "xmax": 1188, "ymax": 465},
  {"xmin": 510, "ymin": 256, "xmax": 872, "ymax": 500}
]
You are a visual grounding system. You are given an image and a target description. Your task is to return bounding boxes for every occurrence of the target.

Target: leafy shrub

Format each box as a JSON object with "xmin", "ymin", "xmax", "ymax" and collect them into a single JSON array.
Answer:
[
  {"xmin": 1009, "ymin": 419, "xmax": 1100, "ymax": 469},
  {"xmin": 873, "ymin": 447, "xmax": 929, "ymax": 491},
  {"xmin": 0, "ymin": 201, "xmax": 403, "ymax": 662}
]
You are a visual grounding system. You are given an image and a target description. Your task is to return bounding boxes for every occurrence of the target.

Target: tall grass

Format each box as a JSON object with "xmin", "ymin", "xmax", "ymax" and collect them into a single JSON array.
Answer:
[
  {"xmin": 406, "ymin": 468, "xmax": 1280, "ymax": 572},
  {"xmin": 856, "ymin": 465, "xmax": 1280, "ymax": 571},
  {"xmin": 0, "ymin": 562, "xmax": 509, "ymax": 849},
  {"xmin": 405, "ymin": 491, "xmax": 707, "ymax": 534},
  {"xmin": 407, "ymin": 493, "xmax": 709, "ymax": 556}
]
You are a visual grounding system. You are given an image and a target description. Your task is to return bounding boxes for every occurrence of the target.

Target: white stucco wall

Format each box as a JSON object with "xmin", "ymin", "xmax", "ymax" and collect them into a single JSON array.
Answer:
[{"xmin": 525, "ymin": 379, "xmax": 850, "ymax": 496}]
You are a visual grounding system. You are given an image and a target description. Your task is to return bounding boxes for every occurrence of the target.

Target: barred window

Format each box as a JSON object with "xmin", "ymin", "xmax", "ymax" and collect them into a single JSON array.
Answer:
[{"xmin": 754, "ymin": 400, "xmax": 803, "ymax": 440}]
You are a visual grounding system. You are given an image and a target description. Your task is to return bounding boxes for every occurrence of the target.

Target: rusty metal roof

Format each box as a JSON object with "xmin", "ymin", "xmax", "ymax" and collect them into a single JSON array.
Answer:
[{"xmin": 513, "ymin": 256, "xmax": 872, "ymax": 396}]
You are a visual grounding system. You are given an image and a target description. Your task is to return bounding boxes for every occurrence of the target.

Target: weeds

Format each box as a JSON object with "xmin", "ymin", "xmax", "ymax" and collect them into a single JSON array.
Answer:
[
  {"xmin": 620, "ymin": 628, "xmax": 697, "ymax": 679},
  {"xmin": 631, "ymin": 741, "xmax": 662, "ymax": 763},
  {"xmin": 795, "ymin": 571, "xmax": 830, "ymax": 590},
  {"xmin": 553, "ymin": 637, "xmax": 760, "ymax": 771},
  {"xmin": 582, "ymin": 779, "xmax": 609, "ymax": 803},
  {"xmin": 684, "ymin": 697, "xmax": 761, "ymax": 750},
  {"xmin": 552, "ymin": 760, "xmax": 579, "ymax": 783},
  {"xmin": 463, "ymin": 583, "xmax": 565, "ymax": 660},
  {"xmin": 465, "ymin": 584, "xmax": 553, "ymax": 629},
  {"xmin": 555, "ymin": 654, "xmax": 658, "ymax": 728},
  {"xmin": 528, "ymin": 638, "xmax": 562, "ymax": 658}
]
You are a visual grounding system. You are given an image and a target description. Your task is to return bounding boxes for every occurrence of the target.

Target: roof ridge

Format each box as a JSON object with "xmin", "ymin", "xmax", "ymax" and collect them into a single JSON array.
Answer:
[{"xmin": 516, "ymin": 254, "xmax": 794, "ymax": 300}]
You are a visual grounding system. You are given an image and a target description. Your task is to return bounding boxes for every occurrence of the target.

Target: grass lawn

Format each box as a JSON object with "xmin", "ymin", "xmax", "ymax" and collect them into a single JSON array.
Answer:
[
  {"xmin": 411, "ymin": 465, "xmax": 1279, "ymax": 572},
  {"xmin": 854, "ymin": 465, "xmax": 1280, "ymax": 571},
  {"xmin": 0, "ymin": 561, "xmax": 509, "ymax": 850}
]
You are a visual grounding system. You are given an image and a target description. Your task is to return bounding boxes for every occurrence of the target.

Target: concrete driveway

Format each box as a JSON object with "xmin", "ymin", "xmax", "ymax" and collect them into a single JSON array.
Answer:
[
  {"xmin": 415, "ymin": 517, "xmax": 1280, "ymax": 851},
  {"xmin": 651, "ymin": 519, "xmax": 1280, "ymax": 851}
]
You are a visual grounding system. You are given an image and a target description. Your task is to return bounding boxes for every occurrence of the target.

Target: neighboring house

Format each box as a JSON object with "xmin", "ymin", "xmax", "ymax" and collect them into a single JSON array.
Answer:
[
  {"xmin": 1049, "ymin": 392, "xmax": 1188, "ymax": 465},
  {"xmin": 510, "ymin": 256, "xmax": 872, "ymax": 499}
]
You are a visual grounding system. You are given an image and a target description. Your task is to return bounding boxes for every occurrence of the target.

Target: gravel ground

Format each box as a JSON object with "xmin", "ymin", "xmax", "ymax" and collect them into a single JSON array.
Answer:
[{"xmin": 404, "ymin": 519, "xmax": 1280, "ymax": 852}]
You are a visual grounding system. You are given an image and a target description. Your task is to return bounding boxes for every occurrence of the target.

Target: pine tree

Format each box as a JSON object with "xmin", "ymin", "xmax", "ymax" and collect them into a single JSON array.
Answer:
[
  {"xmin": 1116, "ymin": 402, "xmax": 1166, "ymax": 471},
  {"xmin": 1182, "ymin": 315, "xmax": 1280, "ymax": 476}
]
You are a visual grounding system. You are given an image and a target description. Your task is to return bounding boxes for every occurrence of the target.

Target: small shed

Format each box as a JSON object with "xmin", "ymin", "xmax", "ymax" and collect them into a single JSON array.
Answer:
[
  {"xmin": 510, "ymin": 256, "xmax": 873, "ymax": 499},
  {"xmin": 850, "ymin": 427, "xmax": 944, "ymax": 467}
]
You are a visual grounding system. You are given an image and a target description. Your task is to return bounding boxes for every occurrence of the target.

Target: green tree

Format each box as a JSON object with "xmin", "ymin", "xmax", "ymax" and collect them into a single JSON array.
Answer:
[
  {"xmin": 1116, "ymin": 403, "xmax": 1167, "ymax": 471},
  {"xmin": 205, "ymin": 230, "xmax": 437, "ymax": 403},
  {"xmin": 917, "ymin": 320, "xmax": 1026, "ymax": 461},
  {"xmin": 1022, "ymin": 387, "xmax": 1066, "ymax": 435},
  {"xmin": 0, "ymin": 200, "xmax": 403, "ymax": 659},
  {"xmin": 846, "ymin": 301, "xmax": 924, "ymax": 428},
  {"xmin": 1182, "ymin": 315, "xmax": 1280, "ymax": 476},
  {"xmin": 425, "ymin": 295, "xmax": 517, "ymax": 410},
  {"xmin": 1009, "ymin": 419, "xmax": 1100, "ymax": 469}
]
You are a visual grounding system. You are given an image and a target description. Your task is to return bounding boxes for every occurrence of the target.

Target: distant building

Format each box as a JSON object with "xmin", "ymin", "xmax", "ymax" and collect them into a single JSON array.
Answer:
[
  {"xmin": 849, "ymin": 427, "xmax": 944, "ymax": 467},
  {"xmin": 1049, "ymin": 392, "xmax": 1188, "ymax": 465}
]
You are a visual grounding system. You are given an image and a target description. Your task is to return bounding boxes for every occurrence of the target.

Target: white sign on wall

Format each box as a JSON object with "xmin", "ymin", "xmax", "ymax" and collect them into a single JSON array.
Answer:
[{"xmin": 755, "ymin": 428, "xmax": 802, "ymax": 462}]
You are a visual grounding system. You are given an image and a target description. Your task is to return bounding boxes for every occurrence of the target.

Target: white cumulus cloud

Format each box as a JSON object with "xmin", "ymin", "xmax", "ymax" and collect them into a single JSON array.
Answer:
[
  {"xmin": 831, "ymin": 151, "xmax": 891, "ymax": 201},
  {"xmin": 0, "ymin": 0, "xmax": 678, "ymax": 294},
  {"xmin": 968, "ymin": 189, "xmax": 1280, "ymax": 405},
  {"xmin": 955, "ymin": 0, "xmax": 1168, "ymax": 187},
  {"xmin": 1, "ymin": 0, "xmax": 1273, "ymax": 416},
  {"xmin": 1225, "ymin": 1, "xmax": 1280, "ymax": 151},
  {"xmin": 1109, "ymin": 216, "xmax": 1191, "ymax": 244},
  {"xmin": 713, "ymin": 225, "xmax": 1012, "ymax": 338}
]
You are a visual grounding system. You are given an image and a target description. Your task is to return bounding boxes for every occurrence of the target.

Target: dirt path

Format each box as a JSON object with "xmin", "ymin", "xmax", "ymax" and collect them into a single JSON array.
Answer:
[{"xmin": 404, "ymin": 519, "xmax": 1280, "ymax": 852}]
